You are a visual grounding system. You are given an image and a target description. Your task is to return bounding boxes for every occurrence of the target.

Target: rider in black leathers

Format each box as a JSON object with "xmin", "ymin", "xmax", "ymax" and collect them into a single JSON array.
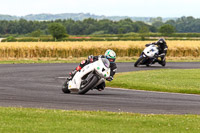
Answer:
[
  {"xmin": 69, "ymin": 50, "xmax": 117, "ymax": 91},
  {"xmin": 145, "ymin": 38, "xmax": 168, "ymax": 65}
]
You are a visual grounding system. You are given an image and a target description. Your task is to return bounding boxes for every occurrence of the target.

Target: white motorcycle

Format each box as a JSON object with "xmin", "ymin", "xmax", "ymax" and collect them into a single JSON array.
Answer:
[
  {"xmin": 62, "ymin": 57, "xmax": 111, "ymax": 94},
  {"xmin": 134, "ymin": 44, "xmax": 166, "ymax": 67}
]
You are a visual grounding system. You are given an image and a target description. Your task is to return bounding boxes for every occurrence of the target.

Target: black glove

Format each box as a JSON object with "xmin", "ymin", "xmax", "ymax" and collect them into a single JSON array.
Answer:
[
  {"xmin": 88, "ymin": 55, "xmax": 94, "ymax": 63},
  {"xmin": 88, "ymin": 55, "xmax": 94, "ymax": 59},
  {"xmin": 146, "ymin": 43, "xmax": 156, "ymax": 47},
  {"xmin": 106, "ymin": 76, "xmax": 113, "ymax": 81},
  {"xmin": 145, "ymin": 44, "xmax": 151, "ymax": 47}
]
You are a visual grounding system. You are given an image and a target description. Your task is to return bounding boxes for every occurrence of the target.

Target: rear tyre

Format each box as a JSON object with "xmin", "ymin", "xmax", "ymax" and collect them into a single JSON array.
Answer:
[
  {"xmin": 78, "ymin": 76, "xmax": 98, "ymax": 95},
  {"xmin": 62, "ymin": 80, "xmax": 71, "ymax": 93},
  {"xmin": 161, "ymin": 60, "xmax": 166, "ymax": 67},
  {"xmin": 134, "ymin": 57, "xmax": 144, "ymax": 67}
]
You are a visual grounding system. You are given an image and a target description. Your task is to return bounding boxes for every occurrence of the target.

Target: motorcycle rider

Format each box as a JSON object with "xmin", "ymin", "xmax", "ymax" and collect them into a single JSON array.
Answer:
[
  {"xmin": 69, "ymin": 49, "xmax": 117, "ymax": 91},
  {"xmin": 145, "ymin": 38, "xmax": 168, "ymax": 65}
]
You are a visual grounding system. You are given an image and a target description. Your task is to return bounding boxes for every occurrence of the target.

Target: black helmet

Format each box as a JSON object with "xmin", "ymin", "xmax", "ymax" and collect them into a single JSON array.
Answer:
[{"xmin": 157, "ymin": 38, "xmax": 166, "ymax": 45}]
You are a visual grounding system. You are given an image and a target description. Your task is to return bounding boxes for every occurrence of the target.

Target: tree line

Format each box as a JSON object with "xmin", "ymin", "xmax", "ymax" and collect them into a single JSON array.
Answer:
[{"xmin": 0, "ymin": 16, "xmax": 199, "ymax": 36}]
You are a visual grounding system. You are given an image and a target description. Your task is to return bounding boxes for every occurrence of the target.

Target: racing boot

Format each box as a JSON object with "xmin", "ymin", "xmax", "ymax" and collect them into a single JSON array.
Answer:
[
  {"xmin": 95, "ymin": 82, "xmax": 105, "ymax": 91},
  {"xmin": 68, "ymin": 70, "xmax": 77, "ymax": 80},
  {"xmin": 68, "ymin": 66, "xmax": 82, "ymax": 80}
]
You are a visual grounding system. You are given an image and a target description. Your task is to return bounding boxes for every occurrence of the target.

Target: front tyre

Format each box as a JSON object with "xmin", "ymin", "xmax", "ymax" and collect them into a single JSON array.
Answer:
[
  {"xmin": 62, "ymin": 80, "xmax": 71, "ymax": 93},
  {"xmin": 78, "ymin": 76, "xmax": 98, "ymax": 95},
  {"xmin": 134, "ymin": 57, "xmax": 144, "ymax": 67}
]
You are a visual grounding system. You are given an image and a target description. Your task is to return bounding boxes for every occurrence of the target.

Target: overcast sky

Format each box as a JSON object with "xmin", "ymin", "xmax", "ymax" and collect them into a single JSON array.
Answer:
[{"xmin": 0, "ymin": 0, "xmax": 199, "ymax": 18}]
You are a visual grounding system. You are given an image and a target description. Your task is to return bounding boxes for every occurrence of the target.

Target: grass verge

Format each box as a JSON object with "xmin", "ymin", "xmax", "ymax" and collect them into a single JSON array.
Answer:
[
  {"xmin": 0, "ymin": 57, "xmax": 200, "ymax": 64},
  {"xmin": 107, "ymin": 69, "xmax": 200, "ymax": 94},
  {"xmin": 0, "ymin": 57, "xmax": 86, "ymax": 64},
  {"xmin": 0, "ymin": 107, "xmax": 200, "ymax": 133}
]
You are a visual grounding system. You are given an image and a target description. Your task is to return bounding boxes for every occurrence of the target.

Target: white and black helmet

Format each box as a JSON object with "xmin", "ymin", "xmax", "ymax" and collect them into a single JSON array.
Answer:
[
  {"xmin": 157, "ymin": 38, "xmax": 166, "ymax": 45},
  {"xmin": 105, "ymin": 49, "xmax": 116, "ymax": 63}
]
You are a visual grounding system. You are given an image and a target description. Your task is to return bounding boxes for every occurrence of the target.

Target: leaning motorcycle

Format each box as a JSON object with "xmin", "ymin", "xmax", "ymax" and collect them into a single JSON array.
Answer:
[
  {"xmin": 134, "ymin": 44, "xmax": 166, "ymax": 67},
  {"xmin": 62, "ymin": 57, "xmax": 110, "ymax": 94}
]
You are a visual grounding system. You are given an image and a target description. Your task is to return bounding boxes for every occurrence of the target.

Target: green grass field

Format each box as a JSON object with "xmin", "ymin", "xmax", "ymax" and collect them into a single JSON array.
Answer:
[
  {"xmin": 0, "ymin": 107, "xmax": 200, "ymax": 133},
  {"xmin": 107, "ymin": 69, "xmax": 200, "ymax": 94}
]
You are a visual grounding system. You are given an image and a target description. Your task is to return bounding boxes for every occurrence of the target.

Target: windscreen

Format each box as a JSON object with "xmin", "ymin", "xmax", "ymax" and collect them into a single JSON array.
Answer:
[{"xmin": 101, "ymin": 58, "xmax": 110, "ymax": 68}]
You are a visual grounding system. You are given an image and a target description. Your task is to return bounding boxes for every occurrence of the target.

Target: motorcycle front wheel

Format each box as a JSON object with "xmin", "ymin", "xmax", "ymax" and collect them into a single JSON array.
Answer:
[
  {"xmin": 78, "ymin": 76, "xmax": 98, "ymax": 95},
  {"xmin": 134, "ymin": 57, "xmax": 144, "ymax": 67}
]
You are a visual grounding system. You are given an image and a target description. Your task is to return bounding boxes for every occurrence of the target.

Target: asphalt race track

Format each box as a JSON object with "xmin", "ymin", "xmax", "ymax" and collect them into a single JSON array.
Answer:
[{"xmin": 0, "ymin": 62, "xmax": 200, "ymax": 114}]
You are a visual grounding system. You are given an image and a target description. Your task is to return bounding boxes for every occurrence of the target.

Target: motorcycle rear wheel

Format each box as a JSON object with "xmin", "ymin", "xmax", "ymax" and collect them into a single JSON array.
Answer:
[
  {"xmin": 161, "ymin": 61, "xmax": 166, "ymax": 67},
  {"xmin": 62, "ymin": 80, "xmax": 71, "ymax": 93}
]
